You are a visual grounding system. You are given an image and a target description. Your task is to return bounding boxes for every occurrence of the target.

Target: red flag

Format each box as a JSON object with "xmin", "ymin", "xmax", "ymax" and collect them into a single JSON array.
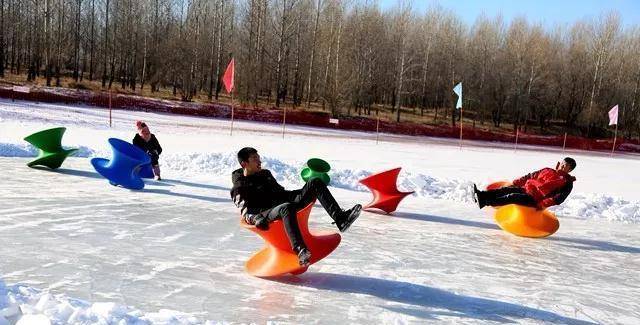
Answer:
[{"xmin": 222, "ymin": 58, "xmax": 235, "ymax": 94}]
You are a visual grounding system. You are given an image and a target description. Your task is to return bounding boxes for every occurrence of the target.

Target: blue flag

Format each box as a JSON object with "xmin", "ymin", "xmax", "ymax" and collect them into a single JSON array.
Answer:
[{"xmin": 453, "ymin": 82, "xmax": 462, "ymax": 109}]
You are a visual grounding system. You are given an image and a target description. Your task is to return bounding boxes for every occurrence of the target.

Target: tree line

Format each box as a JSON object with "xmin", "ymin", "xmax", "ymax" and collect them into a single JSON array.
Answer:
[{"xmin": 1, "ymin": 0, "xmax": 639, "ymax": 138}]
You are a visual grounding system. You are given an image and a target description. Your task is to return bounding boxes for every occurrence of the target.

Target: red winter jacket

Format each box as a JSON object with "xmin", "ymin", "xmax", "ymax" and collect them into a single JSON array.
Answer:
[{"xmin": 512, "ymin": 168, "xmax": 576, "ymax": 209}]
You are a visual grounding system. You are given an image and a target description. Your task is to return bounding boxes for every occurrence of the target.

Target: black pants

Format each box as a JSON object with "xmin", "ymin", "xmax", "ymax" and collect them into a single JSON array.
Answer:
[
  {"xmin": 263, "ymin": 178, "xmax": 341, "ymax": 253},
  {"xmin": 148, "ymin": 152, "xmax": 160, "ymax": 166},
  {"xmin": 481, "ymin": 186, "xmax": 537, "ymax": 207}
]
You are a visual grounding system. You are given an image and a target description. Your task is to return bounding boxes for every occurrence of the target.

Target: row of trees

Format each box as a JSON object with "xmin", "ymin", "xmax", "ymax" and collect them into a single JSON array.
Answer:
[{"xmin": 1, "ymin": 0, "xmax": 639, "ymax": 138}]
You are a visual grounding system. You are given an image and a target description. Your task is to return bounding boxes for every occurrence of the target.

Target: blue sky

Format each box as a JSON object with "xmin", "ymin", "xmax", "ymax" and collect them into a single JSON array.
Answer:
[{"xmin": 379, "ymin": 0, "xmax": 640, "ymax": 27}]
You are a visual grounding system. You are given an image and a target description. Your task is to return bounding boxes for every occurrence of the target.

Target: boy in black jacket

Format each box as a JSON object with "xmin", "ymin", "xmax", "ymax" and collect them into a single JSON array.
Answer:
[
  {"xmin": 133, "ymin": 121, "xmax": 163, "ymax": 180},
  {"xmin": 231, "ymin": 147, "xmax": 361, "ymax": 267}
]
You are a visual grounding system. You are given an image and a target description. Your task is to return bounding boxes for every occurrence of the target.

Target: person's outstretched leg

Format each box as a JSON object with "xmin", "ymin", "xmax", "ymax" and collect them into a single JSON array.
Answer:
[
  {"xmin": 293, "ymin": 178, "xmax": 341, "ymax": 217},
  {"xmin": 489, "ymin": 192, "xmax": 538, "ymax": 207},
  {"xmin": 475, "ymin": 185, "xmax": 526, "ymax": 208},
  {"xmin": 263, "ymin": 203, "xmax": 310, "ymax": 266},
  {"xmin": 293, "ymin": 178, "xmax": 362, "ymax": 232},
  {"xmin": 484, "ymin": 186, "xmax": 522, "ymax": 200}
]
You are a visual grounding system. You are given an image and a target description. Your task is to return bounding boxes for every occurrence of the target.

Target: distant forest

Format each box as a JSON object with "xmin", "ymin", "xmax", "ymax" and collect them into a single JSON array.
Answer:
[{"xmin": 1, "ymin": 0, "xmax": 639, "ymax": 138}]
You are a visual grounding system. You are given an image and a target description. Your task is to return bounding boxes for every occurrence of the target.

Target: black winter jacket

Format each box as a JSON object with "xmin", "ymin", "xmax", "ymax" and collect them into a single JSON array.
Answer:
[
  {"xmin": 230, "ymin": 168, "xmax": 297, "ymax": 215},
  {"xmin": 133, "ymin": 134, "xmax": 162, "ymax": 165}
]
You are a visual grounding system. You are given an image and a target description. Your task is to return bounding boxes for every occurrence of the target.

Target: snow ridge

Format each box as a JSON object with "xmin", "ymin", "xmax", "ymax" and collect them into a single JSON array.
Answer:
[
  {"xmin": 0, "ymin": 283, "xmax": 212, "ymax": 324},
  {"xmin": 4, "ymin": 142, "xmax": 636, "ymax": 224}
]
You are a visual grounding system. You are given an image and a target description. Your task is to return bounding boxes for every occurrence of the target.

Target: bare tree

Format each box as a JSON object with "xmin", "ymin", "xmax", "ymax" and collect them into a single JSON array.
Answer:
[
  {"xmin": 0, "ymin": 0, "xmax": 5, "ymax": 77},
  {"xmin": 585, "ymin": 12, "xmax": 620, "ymax": 136}
]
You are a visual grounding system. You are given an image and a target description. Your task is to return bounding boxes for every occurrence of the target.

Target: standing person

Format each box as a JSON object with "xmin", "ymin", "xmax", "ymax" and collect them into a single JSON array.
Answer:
[
  {"xmin": 473, "ymin": 157, "xmax": 577, "ymax": 210},
  {"xmin": 231, "ymin": 147, "xmax": 361, "ymax": 267},
  {"xmin": 133, "ymin": 120, "xmax": 163, "ymax": 180}
]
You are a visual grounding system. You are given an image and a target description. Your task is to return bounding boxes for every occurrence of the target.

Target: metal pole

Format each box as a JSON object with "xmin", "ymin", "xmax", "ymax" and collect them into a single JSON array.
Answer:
[
  {"xmin": 514, "ymin": 128, "xmax": 519, "ymax": 153},
  {"xmin": 376, "ymin": 113, "xmax": 380, "ymax": 144},
  {"xmin": 282, "ymin": 105, "xmax": 287, "ymax": 139},
  {"xmin": 459, "ymin": 108, "xmax": 463, "ymax": 150},
  {"xmin": 230, "ymin": 93, "xmax": 235, "ymax": 136},
  {"xmin": 109, "ymin": 90, "xmax": 112, "ymax": 128},
  {"xmin": 611, "ymin": 123, "xmax": 618, "ymax": 156}
]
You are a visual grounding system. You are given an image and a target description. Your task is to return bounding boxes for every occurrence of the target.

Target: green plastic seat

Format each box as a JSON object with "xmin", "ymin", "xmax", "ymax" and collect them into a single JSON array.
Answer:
[
  {"xmin": 23, "ymin": 127, "xmax": 78, "ymax": 169},
  {"xmin": 300, "ymin": 158, "xmax": 331, "ymax": 185}
]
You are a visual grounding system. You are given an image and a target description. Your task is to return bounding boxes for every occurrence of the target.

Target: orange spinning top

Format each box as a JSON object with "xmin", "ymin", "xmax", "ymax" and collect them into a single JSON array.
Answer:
[
  {"xmin": 240, "ymin": 201, "xmax": 341, "ymax": 277},
  {"xmin": 486, "ymin": 181, "xmax": 559, "ymax": 238}
]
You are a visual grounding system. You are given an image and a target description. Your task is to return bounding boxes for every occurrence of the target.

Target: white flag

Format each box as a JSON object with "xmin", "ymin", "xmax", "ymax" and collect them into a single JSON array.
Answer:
[
  {"xmin": 453, "ymin": 82, "xmax": 462, "ymax": 109},
  {"xmin": 608, "ymin": 105, "xmax": 618, "ymax": 126}
]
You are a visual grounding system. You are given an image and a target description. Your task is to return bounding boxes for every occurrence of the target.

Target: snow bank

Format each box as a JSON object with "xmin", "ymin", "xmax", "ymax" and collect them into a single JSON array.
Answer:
[
  {"xmin": 0, "ymin": 143, "xmax": 96, "ymax": 158},
  {"xmin": 4, "ymin": 140, "xmax": 639, "ymax": 224},
  {"xmin": 146, "ymin": 150, "xmax": 640, "ymax": 224},
  {"xmin": 0, "ymin": 283, "xmax": 215, "ymax": 325}
]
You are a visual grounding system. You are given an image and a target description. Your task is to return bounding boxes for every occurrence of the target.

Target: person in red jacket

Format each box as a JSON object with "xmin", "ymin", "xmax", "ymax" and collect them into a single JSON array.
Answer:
[{"xmin": 473, "ymin": 157, "xmax": 576, "ymax": 210}]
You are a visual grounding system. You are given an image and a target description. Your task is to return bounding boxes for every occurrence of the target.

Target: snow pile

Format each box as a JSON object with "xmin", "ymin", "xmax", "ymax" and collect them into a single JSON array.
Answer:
[
  {"xmin": 4, "ymin": 141, "xmax": 640, "ymax": 224},
  {"xmin": 162, "ymin": 151, "xmax": 475, "ymax": 201},
  {"xmin": 163, "ymin": 151, "xmax": 640, "ymax": 223},
  {"xmin": 552, "ymin": 193, "xmax": 640, "ymax": 223},
  {"xmin": 0, "ymin": 143, "xmax": 96, "ymax": 158},
  {"xmin": 0, "ymin": 143, "xmax": 36, "ymax": 157},
  {"xmin": 0, "ymin": 283, "xmax": 213, "ymax": 325}
]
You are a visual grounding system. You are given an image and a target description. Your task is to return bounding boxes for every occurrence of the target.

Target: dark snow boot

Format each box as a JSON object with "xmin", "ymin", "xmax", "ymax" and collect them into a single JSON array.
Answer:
[
  {"xmin": 478, "ymin": 190, "xmax": 489, "ymax": 209},
  {"xmin": 472, "ymin": 184, "xmax": 479, "ymax": 203},
  {"xmin": 296, "ymin": 247, "xmax": 312, "ymax": 267},
  {"xmin": 334, "ymin": 204, "xmax": 362, "ymax": 232},
  {"xmin": 471, "ymin": 183, "xmax": 487, "ymax": 209},
  {"xmin": 477, "ymin": 195, "xmax": 487, "ymax": 209}
]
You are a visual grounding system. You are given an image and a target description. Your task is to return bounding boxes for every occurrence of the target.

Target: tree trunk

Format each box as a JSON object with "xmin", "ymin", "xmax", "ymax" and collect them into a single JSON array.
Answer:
[
  {"xmin": 102, "ymin": 0, "xmax": 110, "ymax": 88},
  {"xmin": 89, "ymin": 0, "xmax": 95, "ymax": 80},
  {"xmin": 292, "ymin": 17, "xmax": 302, "ymax": 106},
  {"xmin": 44, "ymin": 0, "xmax": 52, "ymax": 85},
  {"xmin": 322, "ymin": 12, "xmax": 335, "ymax": 111},
  {"xmin": 306, "ymin": 0, "xmax": 321, "ymax": 108},
  {"xmin": 55, "ymin": 0, "xmax": 64, "ymax": 87},
  {"xmin": 207, "ymin": 0, "xmax": 218, "ymax": 100},
  {"xmin": 73, "ymin": 0, "xmax": 82, "ymax": 81},
  {"xmin": 214, "ymin": 0, "xmax": 225, "ymax": 100},
  {"xmin": 395, "ymin": 40, "xmax": 406, "ymax": 123},
  {"xmin": 331, "ymin": 16, "xmax": 342, "ymax": 115},
  {"xmin": 0, "ymin": 0, "xmax": 5, "ymax": 77}
]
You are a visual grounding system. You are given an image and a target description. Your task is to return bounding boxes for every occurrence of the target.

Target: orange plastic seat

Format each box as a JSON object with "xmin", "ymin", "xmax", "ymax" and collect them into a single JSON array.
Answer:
[
  {"xmin": 486, "ymin": 181, "xmax": 559, "ymax": 238},
  {"xmin": 240, "ymin": 201, "xmax": 341, "ymax": 277},
  {"xmin": 494, "ymin": 205, "xmax": 559, "ymax": 238},
  {"xmin": 359, "ymin": 167, "xmax": 414, "ymax": 214}
]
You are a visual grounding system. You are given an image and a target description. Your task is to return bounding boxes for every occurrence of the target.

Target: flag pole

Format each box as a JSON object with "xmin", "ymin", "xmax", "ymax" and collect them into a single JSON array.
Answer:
[
  {"xmin": 230, "ymin": 92, "xmax": 235, "ymax": 136},
  {"xmin": 611, "ymin": 123, "xmax": 618, "ymax": 156},
  {"xmin": 514, "ymin": 128, "xmax": 519, "ymax": 153},
  {"xmin": 282, "ymin": 105, "xmax": 287, "ymax": 139},
  {"xmin": 376, "ymin": 112, "xmax": 380, "ymax": 145},
  {"xmin": 459, "ymin": 107, "xmax": 463, "ymax": 150},
  {"xmin": 562, "ymin": 132, "xmax": 567, "ymax": 153},
  {"xmin": 222, "ymin": 58, "xmax": 236, "ymax": 136},
  {"xmin": 109, "ymin": 89, "xmax": 112, "ymax": 128}
]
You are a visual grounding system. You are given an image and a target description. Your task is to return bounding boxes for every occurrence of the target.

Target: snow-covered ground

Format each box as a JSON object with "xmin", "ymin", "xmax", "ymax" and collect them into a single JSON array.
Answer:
[{"xmin": 1, "ymin": 98, "xmax": 639, "ymax": 324}]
